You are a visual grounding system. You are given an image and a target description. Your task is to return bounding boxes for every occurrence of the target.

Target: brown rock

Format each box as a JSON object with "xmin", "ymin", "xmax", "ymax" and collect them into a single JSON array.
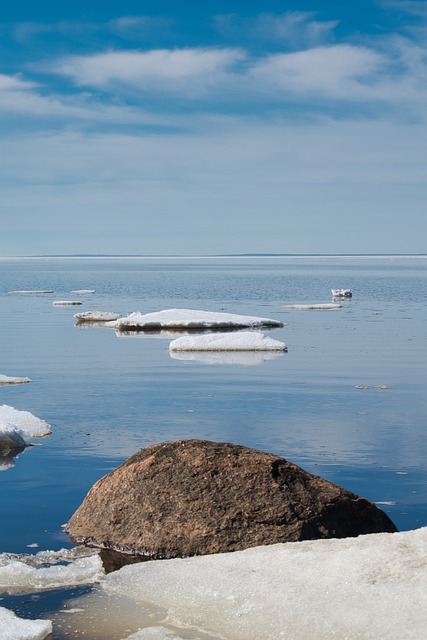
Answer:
[{"xmin": 66, "ymin": 439, "xmax": 397, "ymax": 558}]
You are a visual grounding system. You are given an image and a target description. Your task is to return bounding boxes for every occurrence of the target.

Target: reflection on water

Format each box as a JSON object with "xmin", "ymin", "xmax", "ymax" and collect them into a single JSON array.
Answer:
[
  {"xmin": 169, "ymin": 350, "xmax": 285, "ymax": 366},
  {"xmin": 0, "ymin": 445, "xmax": 26, "ymax": 472}
]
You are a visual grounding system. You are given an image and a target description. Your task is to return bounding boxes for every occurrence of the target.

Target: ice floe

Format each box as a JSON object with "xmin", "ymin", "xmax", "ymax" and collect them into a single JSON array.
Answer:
[
  {"xmin": 0, "ymin": 375, "xmax": 31, "ymax": 385},
  {"xmin": 0, "ymin": 405, "xmax": 51, "ymax": 451},
  {"xmin": 0, "ymin": 547, "xmax": 104, "ymax": 594},
  {"xmin": 113, "ymin": 309, "xmax": 283, "ymax": 332},
  {"xmin": 169, "ymin": 331, "xmax": 286, "ymax": 352},
  {"xmin": 283, "ymin": 303, "xmax": 342, "ymax": 310},
  {"xmin": 75, "ymin": 311, "xmax": 120, "ymax": 324},
  {"xmin": 8, "ymin": 290, "xmax": 54, "ymax": 295},
  {"xmin": 70, "ymin": 290, "xmax": 96, "ymax": 294},
  {"xmin": 331, "ymin": 288, "xmax": 352, "ymax": 298},
  {"xmin": 52, "ymin": 300, "xmax": 82, "ymax": 306},
  {"xmin": 0, "ymin": 606, "xmax": 52, "ymax": 640},
  {"xmin": 101, "ymin": 527, "xmax": 427, "ymax": 640}
]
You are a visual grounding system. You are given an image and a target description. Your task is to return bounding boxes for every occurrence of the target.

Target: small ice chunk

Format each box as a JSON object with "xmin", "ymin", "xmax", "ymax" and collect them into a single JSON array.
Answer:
[
  {"xmin": 0, "ymin": 375, "xmax": 31, "ymax": 385},
  {"xmin": 0, "ymin": 606, "xmax": 52, "ymax": 640},
  {"xmin": 0, "ymin": 405, "xmax": 51, "ymax": 448},
  {"xmin": 9, "ymin": 290, "xmax": 54, "ymax": 295},
  {"xmin": 113, "ymin": 309, "xmax": 283, "ymax": 331},
  {"xmin": 52, "ymin": 301, "xmax": 82, "ymax": 306},
  {"xmin": 331, "ymin": 288, "xmax": 352, "ymax": 297},
  {"xmin": 169, "ymin": 331, "xmax": 286, "ymax": 352},
  {"xmin": 74, "ymin": 311, "xmax": 119, "ymax": 323},
  {"xmin": 70, "ymin": 290, "xmax": 96, "ymax": 294},
  {"xmin": 0, "ymin": 547, "xmax": 104, "ymax": 594},
  {"xmin": 283, "ymin": 303, "xmax": 342, "ymax": 310}
]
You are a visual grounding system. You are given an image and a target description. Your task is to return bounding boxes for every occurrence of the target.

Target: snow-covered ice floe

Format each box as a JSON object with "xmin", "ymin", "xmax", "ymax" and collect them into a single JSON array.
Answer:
[
  {"xmin": 98, "ymin": 527, "xmax": 427, "ymax": 640},
  {"xmin": 113, "ymin": 309, "xmax": 283, "ymax": 332},
  {"xmin": 170, "ymin": 350, "xmax": 283, "ymax": 366},
  {"xmin": 169, "ymin": 331, "xmax": 286, "ymax": 352},
  {"xmin": 0, "ymin": 606, "xmax": 52, "ymax": 640},
  {"xmin": 0, "ymin": 405, "xmax": 51, "ymax": 451},
  {"xmin": 0, "ymin": 547, "xmax": 104, "ymax": 594},
  {"xmin": 283, "ymin": 303, "xmax": 342, "ymax": 310},
  {"xmin": 52, "ymin": 300, "xmax": 82, "ymax": 306},
  {"xmin": 8, "ymin": 290, "xmax": 54, "ymax": 295},
  {"xmin": 74, "ymin": 311, "xmax": 120, "ymax": 324},
  {"xmin": 331, "ymin": 288, "xmax": 352, "ymax": 298},
  {"xmin": 70, "ymin": 290, "xmax": 96, "ymax": 295},
  {"xmin": 0, "ymin": 375, "xmax": 31, "ymax": 385}
]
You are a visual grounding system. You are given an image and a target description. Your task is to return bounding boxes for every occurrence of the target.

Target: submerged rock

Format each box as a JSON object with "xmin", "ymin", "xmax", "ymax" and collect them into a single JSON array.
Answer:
[{"xmin": 67, "ymin": 440, "xmax": 397, "ymax": 559}]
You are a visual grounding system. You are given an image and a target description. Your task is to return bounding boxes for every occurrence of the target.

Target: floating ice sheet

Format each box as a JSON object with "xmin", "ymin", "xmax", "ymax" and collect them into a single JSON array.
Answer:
[
  {"xmin": 113, "ymin": 309, "xmax": 283, "ymax": 331},
  {"xmin": 8, "ymin": 290, "xmax": 54, "ymax": 295},
  {"xmin": 53, "ymin": 300, "xmax": 82, "ymax": 306},
  {"xmin": 103, "ymin": 527, "xmax": 427, "ymax": 640},
  {"xmin": 70, "ymin": 290, "xmax": 96, "ymax": 294},
  {"xmin": 0, "ymin": 375, "xmax": 31, "ymax": 385},
  {"xmin": 169, "ymin": 331, "xmax": 286, "ymax": 352},
  {"xmin": 283, "ymin": 303, "xmax": 342, "ymax": 310},
  {"xmin": 0, "ymin": 547, "xmax": 104, "ymax": 594},
  {"xmin": 0, "ymin": 405, "xmax": 51, "ymax": 449},
  {"xmin": 0, "ymin": 606, "xmax": 52, "ymax": 640},
  {"xmin": 75, "ymin": 311, "xmax": 120, "ymax": 324}
]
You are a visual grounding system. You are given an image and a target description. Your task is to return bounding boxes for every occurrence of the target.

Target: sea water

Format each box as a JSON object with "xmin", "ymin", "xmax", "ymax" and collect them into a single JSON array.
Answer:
[{"xmin": 1, "ymin": 256, "xmax": 427, "ymax": 636}]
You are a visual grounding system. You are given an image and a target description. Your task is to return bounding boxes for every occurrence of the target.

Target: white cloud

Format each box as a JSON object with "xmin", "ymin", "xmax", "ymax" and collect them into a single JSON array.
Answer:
[{"xmin": 52, "ymin": 48, "xmax": 245, "ymax": 93}]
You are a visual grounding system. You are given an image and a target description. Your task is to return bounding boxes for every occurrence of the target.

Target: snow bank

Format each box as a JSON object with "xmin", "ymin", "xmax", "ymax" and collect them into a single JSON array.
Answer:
[
  {"xmin": 0, "ymin": 405, "xmax": 51, "ymax": 450},
  {"xmin": 169, "ymin": 331, "xmax": 286, "ymax": 352},
  {"xmin": 113, "ymin": 309, "xmax": 283, "ymax": 331},
  {"xmin": 283, "ymin": 303, "xmax": 342, "ymax": 310},
  {"xmin": 52, "ymin": 300, "xmax": 82, "ymax": 306},
  {"xmin": 0, "ymin": 375, "xmax": 31, "ymax": 385},
  {"xmin": 103, "ymin": 527, "xmax": 427, "ymax": 640},
  {"xmin": 0, "ymin": 547, "xmax": 104, "ymax": 594},
  {"xmin": 75, "ymin": 311, "xmax": 119, "ymax": 324},
  {"xmin": 0, "ymin": 607, "xmax": 52, "ymax": 640}
]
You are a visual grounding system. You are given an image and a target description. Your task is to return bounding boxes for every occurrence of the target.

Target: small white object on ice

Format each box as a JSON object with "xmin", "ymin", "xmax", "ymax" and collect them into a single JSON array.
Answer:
[
  {"xmin": 0, "ymin": 375, "xmax": 31, "ymax": 385},
  {"xmin": 169, "ymin": 331, "xmax": 286, "ymax": 352},
  {"xmin": 114, "ymin": 309, "xmax": 283, "ymax": 331},
  {"xmin": 0, "ymin": 607, "xmax": 52, "ymax": 640},
  {"xmin": 52, "ymin": 301, "xmax": 82, "ymax": 306},
  {"xmin": 283, "ymin": 303, "xmax": 342, "ymax": 310}
]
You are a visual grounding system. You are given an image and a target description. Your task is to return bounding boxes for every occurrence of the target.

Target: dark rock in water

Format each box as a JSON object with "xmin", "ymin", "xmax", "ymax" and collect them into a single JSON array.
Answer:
[{"xmin": 66, "ymin": 439, "xmax": 397, "ymax": 559}]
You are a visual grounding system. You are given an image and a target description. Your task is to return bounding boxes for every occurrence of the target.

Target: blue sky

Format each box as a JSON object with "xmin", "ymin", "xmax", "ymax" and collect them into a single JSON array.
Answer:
[{"xmin": 0, "ymin": 0, "xmax": 426, "ymax": 255}]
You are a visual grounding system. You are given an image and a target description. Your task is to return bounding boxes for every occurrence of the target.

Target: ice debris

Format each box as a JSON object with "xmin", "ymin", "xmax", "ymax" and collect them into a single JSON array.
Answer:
[
  {"xmin": 8, "ymin": 290, "xmax": 54, "ymax": 295},
  {"xmin": 52, "ymin": 300, "xmax": 82, "ymax": 306},
  {"xmin": 283, "ymin": 303, "xmax": 342, "ymax": 310},
  {"xmin": 0, "ymin": 375, "xmax": 31, "ymax": 385},
  {"xmin": 70, "ymin": 290, "xmax": 96, "ymax": 294},
  {"xmin": 75, "ymin": 311, "xmax": 119, "ymax": 324},
  {"xmin": 169, "ymin": 331, "xmax": 286, "ymax": 352}
]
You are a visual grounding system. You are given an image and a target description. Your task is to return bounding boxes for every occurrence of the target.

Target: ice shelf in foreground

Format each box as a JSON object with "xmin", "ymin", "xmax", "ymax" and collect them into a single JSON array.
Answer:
[
  {"xmin": 0, "ymin": 607, "xmax": 52, "ymax": 640},
  {"xmin": 0, "ymin": 374, "xmax": 31, "ymax": 385},
  {"xmin": 283, "ymin": 303, "xmax": 342, "ymax": 310},
  {"xmin": 169, "ymin": 331, "xmax": 286, "ymax": 352},
  {"xmin": 101, "ymin": 527, "xmax": 427, "ymax": 640},
  {"xmin": 113, "ymin": 309, "xmax": 283, "ymax": 331},
  {"xmin": 0, "ymin": 405, "xmax": 51, "ymax": 449}
]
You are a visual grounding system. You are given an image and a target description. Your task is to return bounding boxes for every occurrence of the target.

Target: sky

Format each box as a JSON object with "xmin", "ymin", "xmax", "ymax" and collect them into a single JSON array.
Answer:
[{"xmin": 0, "ymin": 0, "xmax": 426, "ymax": 256}]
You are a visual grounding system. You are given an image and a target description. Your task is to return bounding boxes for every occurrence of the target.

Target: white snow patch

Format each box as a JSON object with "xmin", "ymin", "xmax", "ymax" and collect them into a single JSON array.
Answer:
[
  {"xmin": 169, "ymin": 331, "xmax": 286, "ymax": 352},
  {"xmin": 0, "ymin": 547, "xmax": 104, "ymax": 594},
  {"xmin": 70, "ymin": 290, "xmax": 96, "ymax": 294},
  {"xmin": 113, "ymin": 309, "xmax": 283, "ymax": 331},
  {"xmin": 283, "ymin": 303, "xmax": 342, "ymax": 310},
  {"xmin": 75, "ymin": 311, "xmax": 119, "ymax": 323},
  {"xmin": 0, "ymin": 375, "xmax": 31, "ymax": 385},
  {"xmin": 0, "ymin": 405, "xmax": 51, "ymax": 449},
  {"xmin": 52, "ymin": 300, "xmax": 82, "ymax": 306},
  {"xmin": 102, "ymin": 527, "xmax": 427, "ymax": 640},
  {"xmin": 0, "ymin": 607, "xmax": 52, "ymax": 640}
]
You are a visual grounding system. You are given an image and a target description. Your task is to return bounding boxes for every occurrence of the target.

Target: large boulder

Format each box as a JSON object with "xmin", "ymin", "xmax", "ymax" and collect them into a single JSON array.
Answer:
[{"xmin": 66, "ymin": 439, "xmax": 397, "ymax": 559}]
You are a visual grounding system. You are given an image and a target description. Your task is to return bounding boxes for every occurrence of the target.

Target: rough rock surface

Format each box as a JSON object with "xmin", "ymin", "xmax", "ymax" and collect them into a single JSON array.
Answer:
[{"xmin": 66, "ymin": 439, "xmax": 397, "ymax": 558}]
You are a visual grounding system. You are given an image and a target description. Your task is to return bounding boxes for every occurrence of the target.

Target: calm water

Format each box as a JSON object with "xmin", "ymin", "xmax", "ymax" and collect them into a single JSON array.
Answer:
[{"xmin": 1, "ymin": 255, "xmax": 427, "ymax": 560}]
